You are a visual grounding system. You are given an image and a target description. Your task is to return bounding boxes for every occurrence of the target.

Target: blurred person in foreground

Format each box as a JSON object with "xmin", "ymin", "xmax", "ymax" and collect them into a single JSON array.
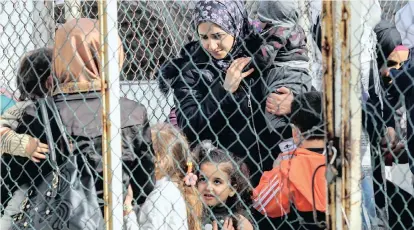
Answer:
[{"xmin": 3, "ymin": 18, "xmax": 155, "ymax": 222}]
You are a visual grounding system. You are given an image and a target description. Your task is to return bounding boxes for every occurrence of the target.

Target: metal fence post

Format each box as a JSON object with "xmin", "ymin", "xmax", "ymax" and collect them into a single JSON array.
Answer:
[
  {"xmin": 323, "ymin": 0, "xmax": 362, "ymax": 229},
  {"xmin": 322, "ymin": 0, "xmax": 338, "ymax": 228},
  {"xmin": 98, "ymin": 0, "xmax": 123, "ymax": 229},
  {"xmin": 340, "ymin": 0, "xmax": 363, "ymax": 227}
]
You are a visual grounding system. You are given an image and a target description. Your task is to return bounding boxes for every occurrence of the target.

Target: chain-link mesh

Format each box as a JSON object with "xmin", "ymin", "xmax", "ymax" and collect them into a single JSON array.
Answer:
[{"xmin": 0, "ymin": 0, "xmax": 413, "ymax": 229}]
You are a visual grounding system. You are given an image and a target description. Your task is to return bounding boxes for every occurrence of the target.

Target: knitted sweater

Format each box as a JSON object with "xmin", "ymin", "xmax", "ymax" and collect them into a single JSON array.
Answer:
[{"xmin": 0, "ymin": 101, "xmax": 32, "ymax": 157}]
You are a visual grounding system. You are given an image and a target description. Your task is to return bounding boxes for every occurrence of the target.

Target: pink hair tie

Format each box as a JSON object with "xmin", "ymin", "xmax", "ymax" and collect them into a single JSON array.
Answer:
[{"xmin": 394, "ymin": 45, "xmax": 409, "ymax": 52}]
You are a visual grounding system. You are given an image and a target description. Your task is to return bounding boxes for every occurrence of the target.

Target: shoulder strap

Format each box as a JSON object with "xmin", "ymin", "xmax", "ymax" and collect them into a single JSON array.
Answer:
[
  {"xmin": 39, "ymin": 99, "xmax": 58, "ymax": 166},
  {"xmin": 39, "ymin": 98, "xmax": 73, "ymax": 160},
  {"xmin": 48, "ymin": 97, "xmax": 72, "ymax": 155}
]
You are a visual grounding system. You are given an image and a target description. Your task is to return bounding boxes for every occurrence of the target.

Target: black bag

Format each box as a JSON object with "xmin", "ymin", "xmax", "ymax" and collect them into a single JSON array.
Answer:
[{"xmin": 10, "ymin": 98, "xmax": 104, "ymax": 230}]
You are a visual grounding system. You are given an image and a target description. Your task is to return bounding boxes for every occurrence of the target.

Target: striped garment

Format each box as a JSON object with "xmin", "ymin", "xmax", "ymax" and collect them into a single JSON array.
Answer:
[
  {"xmin": 0, "ymin": 101, "xmax": 33, "ymax": 157},
  {"xmin": 253, "ymin": 148, "xmax": 326, "ymax": 218}
]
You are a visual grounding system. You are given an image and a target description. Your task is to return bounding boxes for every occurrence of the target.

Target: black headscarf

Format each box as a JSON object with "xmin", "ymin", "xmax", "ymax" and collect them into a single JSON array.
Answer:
[
  {"xmin": 375, "ymin": 19, "xmax": 402, "ymax": 68},
  {"xmin": 193, "ymin": 0, "xmax": 252, "ymax": 71}
]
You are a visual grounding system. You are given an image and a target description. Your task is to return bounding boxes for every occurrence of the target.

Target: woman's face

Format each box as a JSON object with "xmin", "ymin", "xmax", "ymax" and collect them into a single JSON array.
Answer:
[
  {"xmin": 197, "ymin": 162, "xmax": 235, "ymax": 207},
  {"xmin": 386, "ymin": 49, "xmax": 409, "ymax": 70},
  {"xmin": 380, "ymin": 49, "xmax": 409, "ymax": 80},
  {"xmin": 198, "ymin": 22, "xmax": 235, "ymax": 60}
]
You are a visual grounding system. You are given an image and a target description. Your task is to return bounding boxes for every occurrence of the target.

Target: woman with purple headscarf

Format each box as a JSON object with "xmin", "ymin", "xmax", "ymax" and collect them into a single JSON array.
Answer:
[{"xmin": 158, "ymin": 0, "xmax": 283, "ymax": 189}]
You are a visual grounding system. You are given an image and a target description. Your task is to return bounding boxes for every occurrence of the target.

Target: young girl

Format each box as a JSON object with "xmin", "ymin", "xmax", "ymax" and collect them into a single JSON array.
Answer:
[
  {"xmin": 193, "ymin": 141, "xmax": 254, "ymax": 230},
  {"xmin": 124, "ymin": 123, "xmax": 202, "ymax": 230}
]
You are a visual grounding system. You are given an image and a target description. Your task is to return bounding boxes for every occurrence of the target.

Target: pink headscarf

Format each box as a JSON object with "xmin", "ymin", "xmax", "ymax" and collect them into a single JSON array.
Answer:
[{"xmin": 394, "ymin": 45, "xmax": 409, "ymax": 52}]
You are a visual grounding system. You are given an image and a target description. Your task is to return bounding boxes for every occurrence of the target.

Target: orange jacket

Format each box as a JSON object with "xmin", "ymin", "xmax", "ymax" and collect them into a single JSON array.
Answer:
[{"xmin": 253, "ymin": 148, "xmax": 327, "ymax": 218}]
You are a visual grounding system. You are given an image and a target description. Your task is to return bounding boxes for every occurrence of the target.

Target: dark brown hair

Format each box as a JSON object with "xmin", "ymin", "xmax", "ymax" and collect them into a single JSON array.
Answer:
[{"xmin": 17, "ymin": 47, "xmax": 53, "ymax": 100}]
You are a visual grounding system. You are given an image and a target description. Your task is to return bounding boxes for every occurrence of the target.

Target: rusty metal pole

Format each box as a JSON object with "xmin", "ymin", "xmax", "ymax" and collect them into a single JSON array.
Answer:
[
  {"xmin": 347, "ymin": 1, "xmax": 363, "ymax": 228},
  {"xmin": 98, "ymin": 0, "xmax": 123, "ymax": 229},
  {"xmin": 323, "ymin": 0, "xmax": 361, "ymax": 229},
  {"xmin": 322, "ymin": 0, "xmax": 336, "ymax": 229},
  {"xmin": 98, "ymin": 0, "xmax": 111, "ymax": 227}
]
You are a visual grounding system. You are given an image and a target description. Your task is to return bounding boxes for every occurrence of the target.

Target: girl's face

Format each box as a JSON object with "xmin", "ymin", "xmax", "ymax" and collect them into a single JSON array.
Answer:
[
  {"xmin": 197, "ymin": 162, "xmax": 236, "ymax": 207},
  {"xmin": 198, "ymin": 22, "xmax": 235, "ymax": 60}
]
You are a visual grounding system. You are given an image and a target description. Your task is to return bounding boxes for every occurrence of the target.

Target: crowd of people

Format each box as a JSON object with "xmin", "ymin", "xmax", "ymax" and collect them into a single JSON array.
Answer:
[{"xmin": 0, "ymin": 0, "xmax": 413, "ymax": 229}]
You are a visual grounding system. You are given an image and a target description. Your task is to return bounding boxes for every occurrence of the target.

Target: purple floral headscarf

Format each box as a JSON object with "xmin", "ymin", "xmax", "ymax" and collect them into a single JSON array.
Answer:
[
  {"xmin": 193, "ymin": 0, "xmax": 251, "ymax": 69},
  {"xmin": 194, "ymin": 0, "xmax": 248, "ymax": 39}
]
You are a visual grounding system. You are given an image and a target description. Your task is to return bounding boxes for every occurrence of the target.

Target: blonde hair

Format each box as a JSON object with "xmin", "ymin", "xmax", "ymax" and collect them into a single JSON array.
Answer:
[{"xmin": 151, "ymin": 123, "xmax": 202, "ymax": 230}]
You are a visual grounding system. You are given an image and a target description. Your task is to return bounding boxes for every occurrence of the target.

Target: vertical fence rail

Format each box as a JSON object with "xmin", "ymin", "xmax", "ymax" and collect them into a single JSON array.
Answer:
[
  {"xmin": 98, "ymin": 0, "xmax": 123, "ymax": 229},
  {"xmin": 347, "ymin": 1, "xmax": 363, "ymax": 229},
  {"xmin": 322, "ymin": 0, "xmax": 336, "ymax": 229},
  {"xmin": 323, "ymin": 0, "xmax": 362, "ymax": 229}
]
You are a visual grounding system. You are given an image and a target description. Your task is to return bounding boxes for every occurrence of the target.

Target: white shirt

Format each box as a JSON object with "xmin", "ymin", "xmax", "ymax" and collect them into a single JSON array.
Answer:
[{"xmin": 125, "ymin": 177, "xmax": 188, "ymax": 230}]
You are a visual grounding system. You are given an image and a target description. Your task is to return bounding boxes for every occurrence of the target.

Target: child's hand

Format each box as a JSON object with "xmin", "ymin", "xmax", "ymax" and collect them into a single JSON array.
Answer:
[
  {"xmin": 237, "ymin": 215, "xmax": 254, "ymax": 230},
  {"xmin": 266, "ymin": 87, "xmax": 294, "ymax": 116},
  {"xmin": 124, "ymin": 184, "xmax": 133, "ymax": 216},
  {"xmin": 25, "ymin": 136, "xmax": 48, "ymax": 163},
  {"xmin": 213, "ymin": 218, "xmax": 235, "ymax": 230},
  {"xmin": 184, "ymin": 172, "xmax": 198, "ymax": 186}
]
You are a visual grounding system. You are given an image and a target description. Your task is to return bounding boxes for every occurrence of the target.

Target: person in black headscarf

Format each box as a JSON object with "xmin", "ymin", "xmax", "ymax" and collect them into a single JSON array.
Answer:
[
  {"xmin": 157, "ymin": 0, "xmax": 280, "ymax": 188},
  {"xmin": 374, "ymin": 19, "xmax": 407, "ymax": 160}
]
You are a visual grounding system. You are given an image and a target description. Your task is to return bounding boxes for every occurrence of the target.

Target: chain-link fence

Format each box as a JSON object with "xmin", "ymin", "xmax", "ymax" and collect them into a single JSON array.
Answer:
[{"xmin": 0, "ymin": 0, "xmax": 413, "ymax": 230}]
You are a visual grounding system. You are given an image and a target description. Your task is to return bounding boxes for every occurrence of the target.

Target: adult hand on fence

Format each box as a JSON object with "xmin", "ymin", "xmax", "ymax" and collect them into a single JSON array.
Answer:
[
  {"xmin": 381, "ymin": 127, "xmax": 397, "ymax": 152},
  {"xmin": 223, "ymin": 57, "xmax": 254, "ymax": 93},
  {"xmin": 266, "ymin": 87, "xmax": 294, "ymax": 116},
  {"xmin": 124, "ymin": 184, "xmax": 134, "ymax": 216},
  {"xmin": 26, "ymin": 137, "xmax": 48, "ymax": 163}
]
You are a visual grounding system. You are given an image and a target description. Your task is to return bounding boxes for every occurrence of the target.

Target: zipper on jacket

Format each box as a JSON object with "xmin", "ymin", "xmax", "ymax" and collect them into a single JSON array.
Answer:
[
  {"xmin": 242, "ymin": 81, "xmax": 263, "ymax": 169},
  {"xmin": 247, "ymin": 94, "xmax": 252, "ymax": 108}
]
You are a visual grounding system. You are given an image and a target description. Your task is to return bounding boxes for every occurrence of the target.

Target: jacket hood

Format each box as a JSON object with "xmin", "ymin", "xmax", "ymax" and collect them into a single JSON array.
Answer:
[{"xmin": 157, "ymin": 41, "xmax": 206, "ymax": 96}]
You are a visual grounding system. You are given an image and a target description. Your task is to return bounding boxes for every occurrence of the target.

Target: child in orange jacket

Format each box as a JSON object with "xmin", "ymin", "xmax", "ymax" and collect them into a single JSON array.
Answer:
[{"xmin": 253, "ymin": 91, "xmax": 327, "ymax": 229}]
